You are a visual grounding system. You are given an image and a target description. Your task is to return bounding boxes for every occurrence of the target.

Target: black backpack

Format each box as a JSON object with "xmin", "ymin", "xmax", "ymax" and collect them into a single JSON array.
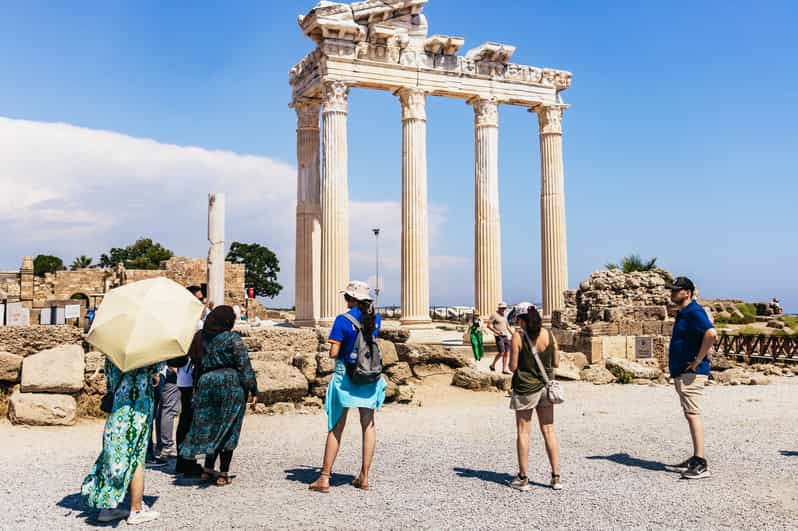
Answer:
[{"xmin": 342, "ymin": 313, "xmax": 383, "ymax": 385}]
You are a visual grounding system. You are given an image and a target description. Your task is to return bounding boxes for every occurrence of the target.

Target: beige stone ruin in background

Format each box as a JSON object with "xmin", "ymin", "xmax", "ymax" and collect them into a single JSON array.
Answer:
[{"xmin": 290, "ymin": 0, "xmax": 571, "ymax": 326}]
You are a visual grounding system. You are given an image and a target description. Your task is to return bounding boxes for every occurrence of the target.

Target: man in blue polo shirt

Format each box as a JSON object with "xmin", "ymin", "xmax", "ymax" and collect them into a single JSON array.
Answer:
[{"xmin": 665, "ymin": 276, "xmax": 718, "ymax": 480}]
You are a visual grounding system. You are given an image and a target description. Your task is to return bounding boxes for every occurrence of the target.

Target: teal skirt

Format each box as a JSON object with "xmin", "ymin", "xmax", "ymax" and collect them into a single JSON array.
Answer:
[{"xmin": 325, "ymin": 360, "xmax": 386, "ymax": 432}]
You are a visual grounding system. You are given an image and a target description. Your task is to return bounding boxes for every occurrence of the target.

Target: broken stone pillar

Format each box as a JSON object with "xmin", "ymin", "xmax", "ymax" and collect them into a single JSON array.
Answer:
[{"xmin": 207, "ymin": 192, "xmax": 225, "ymax": 307}]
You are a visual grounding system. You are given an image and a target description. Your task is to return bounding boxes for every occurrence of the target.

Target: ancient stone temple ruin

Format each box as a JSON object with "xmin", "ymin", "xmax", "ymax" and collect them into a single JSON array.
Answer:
[{"xmin": 290, "ymin": 0, "xmax": 572, "ymax": 326}]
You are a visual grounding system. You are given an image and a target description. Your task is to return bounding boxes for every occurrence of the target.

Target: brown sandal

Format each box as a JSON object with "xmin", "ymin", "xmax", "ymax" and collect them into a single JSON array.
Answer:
[
  {"xmin": 351, "ymin": 477, "xmax": 369, "ymax": 491},
  {"xmin": 200, "ymin": 468, "xmax": 217, "ymax": 482},
  {"xmin": 216, "ymin": 473, "xmax": 232, "ymax": 486},
  {"xmin": 308, "ymin": 472, "xmax": 331, "ymax": 494}
]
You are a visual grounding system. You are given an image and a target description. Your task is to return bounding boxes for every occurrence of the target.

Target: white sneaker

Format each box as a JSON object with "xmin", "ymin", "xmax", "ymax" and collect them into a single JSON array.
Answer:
[
  {"xmin": 127, "ymin": 505, "xmax": 160, "ymax": 525},
  {"xmin": 551, "ymin": 474, "xmax": 563, "ymax": 491},
  {"xmin": 97, "ymin": 507, "xmax": 130, "ymax": 522}
]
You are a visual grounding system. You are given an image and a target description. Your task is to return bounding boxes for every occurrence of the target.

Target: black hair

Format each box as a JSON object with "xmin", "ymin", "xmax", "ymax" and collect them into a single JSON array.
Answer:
[
  {"xmin": 518, "ymin": 306, "xmax": 543, "ymax": 342},
  {"xmin": 345, "ymin": 294, "xmax": 376, "ymax": 344}
]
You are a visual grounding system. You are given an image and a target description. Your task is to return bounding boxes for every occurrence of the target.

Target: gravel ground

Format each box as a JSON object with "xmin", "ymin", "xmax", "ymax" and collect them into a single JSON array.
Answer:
[{"xmin": 2, "ymin": 378, "xmax": 798, "ymax": 530}]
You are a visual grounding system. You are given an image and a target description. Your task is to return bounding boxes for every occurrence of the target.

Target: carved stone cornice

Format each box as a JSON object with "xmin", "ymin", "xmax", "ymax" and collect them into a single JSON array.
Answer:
[
  {"xmin": 536, "ymin": 105, "xmax": 564, "ymax": 135},
  {"xmin": 292, "ymin": 98, "xmax": 321, "ymax": 129},
  {"xmin": 396, "ymin": 87, "xmax": 426, "ymax": 121},
  {"xmin": 470, "ymin": 97, "xmax": 499, "ymax": 128},
  {"xmin": 321, "ymin": 80, "xmax": 349, "ymax": 113}
]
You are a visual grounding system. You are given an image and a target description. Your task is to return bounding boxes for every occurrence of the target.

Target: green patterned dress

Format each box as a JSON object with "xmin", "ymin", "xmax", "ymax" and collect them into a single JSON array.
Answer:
[
  {"xmin": 179, "ymin": 331, "xmax": 258, "ymax": 458},
  {"xmin": 81, "ymin": 360, "xmax": 161, "ymax": 509}
]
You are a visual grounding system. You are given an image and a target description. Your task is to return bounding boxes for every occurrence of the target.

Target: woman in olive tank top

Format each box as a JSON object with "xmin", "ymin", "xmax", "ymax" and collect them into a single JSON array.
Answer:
[{"xmin": 507, "ymin": 303, "xmax": 562, "ymax": 491}]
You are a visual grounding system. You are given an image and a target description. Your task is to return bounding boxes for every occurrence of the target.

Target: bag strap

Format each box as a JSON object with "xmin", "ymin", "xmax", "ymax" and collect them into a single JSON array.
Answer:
[
  {"xmin": 521, "ymin": 329, "xmax": 551, "ymax": 386},
  {"xmin": 342, "ymin": 313, "xmax": 362, "ymax": 330}
]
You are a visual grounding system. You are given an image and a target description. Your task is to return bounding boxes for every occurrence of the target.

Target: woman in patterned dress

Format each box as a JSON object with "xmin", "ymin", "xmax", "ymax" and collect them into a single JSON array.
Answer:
[
  {"xmin": 81, "ymin": 360, "xmax": 162, "ymax": 525},
  {"xmin": 179, "ymin": 305, "xmax": 258, "ymax": 486}
]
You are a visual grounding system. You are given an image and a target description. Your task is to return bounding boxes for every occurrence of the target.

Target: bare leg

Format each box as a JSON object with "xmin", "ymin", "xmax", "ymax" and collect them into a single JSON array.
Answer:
[
  {"xmin": 490, "ymin": 352, "xmax": 502, "ymax": 370},
  {"xmin": 537, "ymin": 405, "xmax": 559, "ymax": 476},
  {"xmin": 686, "ymin": 413, "xmax": 704, "ymax": 458},
  {"xmin": 128, "ymin": 464, "xmax": 144, "ymax": 512},
  {"xmin": 355, "ymin": 408, "xmax": 376, "ymax": 488},
  {"xmin": 515, "ymin": 409, "xmax": 533, "ymax": 477},
  {"xmin": 501, "ymin": 351, "xmax": 509, "ymax": 372},
  {"xmin": 309, "ymin": 409, "xmax": 348, "ymax": 490}
]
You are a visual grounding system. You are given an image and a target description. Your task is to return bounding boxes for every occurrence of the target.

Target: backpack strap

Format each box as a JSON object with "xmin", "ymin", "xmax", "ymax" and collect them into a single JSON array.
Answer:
[{"xmin": 342, "ymin": 313, "xmax": 362, "ymax": 330}]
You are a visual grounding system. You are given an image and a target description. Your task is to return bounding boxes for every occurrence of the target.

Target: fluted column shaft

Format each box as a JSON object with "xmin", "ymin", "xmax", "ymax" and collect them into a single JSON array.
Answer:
[
  {"xmin": 397, "ymin": 88, "xmax": 431, "ymax": 325},
  {"xmin": 320, "ymin": 81, "xmax": 350, "ymax": 325},
  {"xmin": 207, "ymin": 193, "xmax": 225, "ymax": 307},
  {"xmin": 536, "ymin": 105, "xmax": 569, "ymax": 319},
  {"xmin": 471, "ymin": 97, "xmax": 503, "ymax": 318},
  {"xmin": 293, "ymin": 99, "xmax": 321, "ymax": 326}
]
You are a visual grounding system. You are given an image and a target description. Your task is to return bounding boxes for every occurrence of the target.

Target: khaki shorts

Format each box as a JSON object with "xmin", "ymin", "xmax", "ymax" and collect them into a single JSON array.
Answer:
[
  {"xmin": 509, "ymin": 389, "xmax": 552, "ymax": 411},
  {"xmin": 674, "ymin": 373, "xmax": 708, "ymax": 416}
]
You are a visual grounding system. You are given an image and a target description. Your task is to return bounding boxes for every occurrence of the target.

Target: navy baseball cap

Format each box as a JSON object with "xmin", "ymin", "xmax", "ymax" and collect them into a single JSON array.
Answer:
[{"xmin": 666, "ymin": 276, "xmax": 695, "ymax": 292}]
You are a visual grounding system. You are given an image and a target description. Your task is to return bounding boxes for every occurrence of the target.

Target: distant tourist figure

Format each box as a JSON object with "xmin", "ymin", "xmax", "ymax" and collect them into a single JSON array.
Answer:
[
  {"xmin": 179, "ymin": 305, "xmax": 258, "ymax": 486},
  {"xmin": 309, "ymin": 281, "xmax": 386, "ymax": 494},
  {"xmin": 488, "ymin": 302, "xmax": 512, "ymax": 374},
  {"xmin": 665, "ymin": 277, "xmax": 717, "ymax": 480},
  {"xmin": 507, "ymin": 303, "xmax": 562, "ymax": 491},
  {"xmin": 172, "ymin": 286, "xmax": 206, "ymax": 477},
  {"xmin": 81, "ymin": 360, "xmax": 162, "ymax": 524},
  {"xmin": 158, "ymin": 361, "xmax": 181, "ymax": 458},
  {"xmin": 469, "ymin": 311, "xmax": 485, "ymax": 361},
  {"xmin": 145, "ymin": 367, "xmax": 167, "ymax": 467}
]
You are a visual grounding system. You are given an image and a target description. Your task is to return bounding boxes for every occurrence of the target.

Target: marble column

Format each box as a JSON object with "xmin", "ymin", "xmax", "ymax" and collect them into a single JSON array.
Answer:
[
  {"xmin": 293, "ymin": 98, "xmax": 322, "ymax": 326},
  {"xmin": 536, "ymin": 105, "xmax": 569, "ymax": 319},
  {"xmin": 397, "ymin": 87, "xmax": 431, "ymax": 326},
  {"xmin": 471, "ymin": 97, "xmax": 503, "ymax": 318},
  {"xmin": 207, "ymin": 192, "xmax": 226, "ymax": 307},
  {"xmin": 320, "ymin": 80, "xmax": 350, "ymax": 325}
]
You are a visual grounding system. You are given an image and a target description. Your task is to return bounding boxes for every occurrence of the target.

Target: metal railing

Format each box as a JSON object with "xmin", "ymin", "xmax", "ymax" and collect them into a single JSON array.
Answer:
[
  {"xmin": 715, "ymin": 333, "xmax": 798, "ymax": 363},
  {"xmin": 375, "ymin": 306, "xmax": 474, "ymax": 323}
]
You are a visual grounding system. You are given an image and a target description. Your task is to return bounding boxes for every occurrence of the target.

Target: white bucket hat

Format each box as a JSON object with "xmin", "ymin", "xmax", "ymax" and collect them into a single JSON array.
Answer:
[
  {"xmin": 497, "ymin": 301, "xmax": 508, "ymax": 310},
  {"xmin": 341, "ymin": 280, "xmax": 373, "ymax": 302}
]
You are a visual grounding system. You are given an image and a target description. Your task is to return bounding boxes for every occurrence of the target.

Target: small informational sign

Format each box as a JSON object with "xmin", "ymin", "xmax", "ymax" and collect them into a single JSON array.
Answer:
[
  {"xmin": 64, "ymin": 304, "xmax": 81, "ymax": 319},
  {"xmin": 6, "ymin": 302, "xmax": 30, "ymax": 327},
  {"xmin": 635, "ymin": 336, "xmax": 653, "ymax": 359}
]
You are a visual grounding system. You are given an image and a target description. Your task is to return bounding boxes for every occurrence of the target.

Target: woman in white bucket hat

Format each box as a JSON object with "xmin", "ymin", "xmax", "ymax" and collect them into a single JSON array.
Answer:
[{"xmin": 309, "ymin": 281, "xmax": 386, "ymax": 493}]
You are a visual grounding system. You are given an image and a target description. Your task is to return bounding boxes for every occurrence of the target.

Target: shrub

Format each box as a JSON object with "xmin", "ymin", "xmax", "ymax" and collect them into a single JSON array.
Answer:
[
  {"xmin": 608, "ymin": 366, "xmax": 634, "ymax": 384},
  {"xmin": 606, "ymin": 254, "xmax": 658, "ymax": 273},
  {"xmin": 779, "ymin": 315, "xmax": 798, "ymax": 330}
]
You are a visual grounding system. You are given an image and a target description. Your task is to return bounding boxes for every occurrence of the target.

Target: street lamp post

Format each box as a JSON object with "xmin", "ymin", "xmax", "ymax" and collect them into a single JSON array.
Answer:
[{"xmin": 372, "ymin": 228, "xmax": 381, "ymax": 308}]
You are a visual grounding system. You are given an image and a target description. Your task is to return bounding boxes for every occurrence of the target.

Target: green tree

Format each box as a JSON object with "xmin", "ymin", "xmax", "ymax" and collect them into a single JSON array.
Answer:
[
  {"xmin": 33, "ymin": 254, "xmax": 65, "ymax": 276},
  {"xmin": 99, "ymin": 238, "xmax": 174, "ymax": 270},
  {"xmin": 606, "ymin": 253, "xmax": 658, "ymax": 273},
  {"xmin": 70, "ymin": 255, "xmax": 93, "ymax": 270},
  {"xmin": 226, "ymin": 242, "xmax": 282, "ymax": 298}
]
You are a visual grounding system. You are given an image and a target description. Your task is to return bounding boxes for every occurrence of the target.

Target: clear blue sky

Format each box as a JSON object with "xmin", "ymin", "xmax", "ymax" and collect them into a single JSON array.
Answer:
[{"xmin": 1, "ymin": 0, "xmax": 796, "ymax": 311}]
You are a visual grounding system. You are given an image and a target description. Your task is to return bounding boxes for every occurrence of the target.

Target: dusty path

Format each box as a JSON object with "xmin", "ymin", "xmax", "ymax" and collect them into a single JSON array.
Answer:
[{"xmin": 2, "ymin": 379, "xmax": 798, "ymax": 530}]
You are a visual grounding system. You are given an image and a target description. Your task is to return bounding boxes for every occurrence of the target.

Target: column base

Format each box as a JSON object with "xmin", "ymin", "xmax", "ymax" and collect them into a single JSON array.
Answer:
[
  {"xmin": 399, "ymin": 318, "xmax": 434, "ymax": 329},
  {"xmin": 317, "ymin": 317, "xmax": 336, "ymax": 328},
  {"xmin": 293, "ymin": 319, "xmax": 319, "ymax": 328}
]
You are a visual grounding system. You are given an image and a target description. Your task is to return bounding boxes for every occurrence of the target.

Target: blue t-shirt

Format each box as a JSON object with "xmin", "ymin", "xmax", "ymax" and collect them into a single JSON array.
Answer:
[
  {"xmin": 328, "ymin": 307, "xmax": 382, "ymax": 364},
  {"xmin": 669, "ymin": 300, "xmax": 714, "ymax": 377}
]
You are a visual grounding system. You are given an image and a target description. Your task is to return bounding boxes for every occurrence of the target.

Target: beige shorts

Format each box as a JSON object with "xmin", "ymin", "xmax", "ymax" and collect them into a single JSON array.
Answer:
[
  {"xmin": 509, "ymin": 389, "xmax": 552, "ymax": 411},
  {"xmin": 674, "ymin": 373, "xmax": 708, "ymax": 416}
]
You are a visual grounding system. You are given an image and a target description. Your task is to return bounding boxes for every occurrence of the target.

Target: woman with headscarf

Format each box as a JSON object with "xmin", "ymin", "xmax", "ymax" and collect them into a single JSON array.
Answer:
[
  {"xmin": 179, "ymin": 306, "xmax": 258, "ymax": 486},
  {"xmin": 309, "ymin": 281, "xmax": 386, "ymax": 494}
]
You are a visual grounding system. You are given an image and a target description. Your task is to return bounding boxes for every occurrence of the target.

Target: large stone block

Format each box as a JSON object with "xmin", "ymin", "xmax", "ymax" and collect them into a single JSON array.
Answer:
[
  {"xmin": 605, "ymin": 358, "xmax": 662, "ymax": 379},
  {"xmin": 412, "ymin": 363, "xmax": 456, "ymax": 378},
  {"xmin": 584, "ymin": 322, "xmax": 619, "ymax": 337},
  {"xmin": 575, "ymin": 335, "xmax": 604, "ymax": 364},
  {"xmin": 316, "ymin": 353, "xmax": 336, "ymax": 375},
  {"xmin": 251, "ymin": 361, "xmax": 309, "ymax": 404},
  {"xmin": 0, "ymin": 325, "xmax": 83, "ymax": 357},
  {"xmin": 642, "ymin": 321, "xmax": 663, "ymax": 335},
  {"xmin": 562, "ymin": 351, "xmax": 588, "ymax": 370},
  {"xmin": 377, "ymin": 339, "xmax": 399, "ymax": 367},
  {"xmin": 293, "ymin": 353, "xmax": 317, "ymax": 384},
  {"xmin": 0, "ymin": 351, "xmax": 23, "ymax": 382},
  {"xmin": 552, "ymin": 329, "xmax": 576, "ymax": 349},
  {"xmin": 249, "ymin": 351, "xmax": 295, "ymax": 364},
  {"xmin": 618, "ymin": 320, "xmax": 643, "ymax": 336},
  {"xmin": 451, "ymin": 367, "xmax": 493, "ymax": 391},
  {"xmin": 395, "ymin": 344, "xmax": 472, "ymax": 368},
  {"xmin": 245, "ymin": 327, "xmax": 319, "ymax": 356},
  {"xmin": 378, "ymin": 328, "xmax": 410, "ymax": 344},
  {"xmin": 580, "ymin": 365, "xmax": 616, "ymax": 385},
  {"xmin": 385, "ymin": 362, "xmax": 413, "ymax": 385},
  {"xmin": 601, "ymin": 336, "xmax": 628, "ymax": 359},
  {"xmin": 8, "ymin": 392, "xmax": 77, "ymax": 426},
  {"xmin": 84, "ymin": 351, "xmax": 105, "ymax": 374},
  {"xmin": 21, "ymin": 344, "xmax": 84, "ymax": 393}
]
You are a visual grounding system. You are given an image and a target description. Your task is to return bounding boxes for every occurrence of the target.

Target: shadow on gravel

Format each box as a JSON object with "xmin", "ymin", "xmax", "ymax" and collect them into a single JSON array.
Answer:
[
  {"xmin": 780, "ymin": 450, "xmax": 798, "ymax": 457},
  {"xmin": 56, "ymin": 493, "xmax": 158, "ymax": 526},
  {"xmin": 586, "ymin": 453, "xmax": 667, "ymax": 472},
  {"xmin": 453, "ymin": 468, "xmax": 549, "ymax": 489},
  {"xmin": 285, "ymin": 466, "xmax": 355, "ymax": 486}
]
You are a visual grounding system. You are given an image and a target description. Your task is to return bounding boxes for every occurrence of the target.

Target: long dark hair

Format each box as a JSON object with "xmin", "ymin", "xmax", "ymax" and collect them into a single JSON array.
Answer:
[
  {"xmin": 188, "ymin": 305, "xmax": 236, "ymax": 364},
  {"xmin": 346, "ymin": 294, "xmax": 376, "ymax": 344},
  {"xmin": 518, "ymin": 306, "xmax": 543, "ymax": 342}
]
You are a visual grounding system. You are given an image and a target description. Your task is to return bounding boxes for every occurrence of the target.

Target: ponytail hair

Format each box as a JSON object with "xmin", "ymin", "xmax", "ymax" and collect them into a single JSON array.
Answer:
[
  {"xmin": 518, "ymin": 306, "xmax": 543, "ymax": 342},
  {"xmin": 358, "ymin": 299, "xmax": 377, "ymax": 345}
]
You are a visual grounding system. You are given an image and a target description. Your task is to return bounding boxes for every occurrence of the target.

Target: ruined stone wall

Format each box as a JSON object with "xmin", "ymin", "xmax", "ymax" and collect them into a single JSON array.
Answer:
[{"xmin": 159, "ymin": 257, "xmax": 246, "ymax": 306}]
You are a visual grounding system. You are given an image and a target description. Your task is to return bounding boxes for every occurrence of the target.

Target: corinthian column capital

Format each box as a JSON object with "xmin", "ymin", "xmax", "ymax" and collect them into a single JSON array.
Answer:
[
  {"xmin": 321, "ymin": 80, "xmax": 349, "ymax": 113},
  {"xmin": 535, "ymin": 105, "xmax": 564, "ymax": 135},
  {"xmin": 396, "ymin": 87, "xmax": 426, "ymax": 121},
  {"xmin": 293, "ymin": 98, "xmax": 321, "ymax": 130},
  {"xmin": 470, "ymin": 97, "xmax": 499, "ymax": 128}
]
